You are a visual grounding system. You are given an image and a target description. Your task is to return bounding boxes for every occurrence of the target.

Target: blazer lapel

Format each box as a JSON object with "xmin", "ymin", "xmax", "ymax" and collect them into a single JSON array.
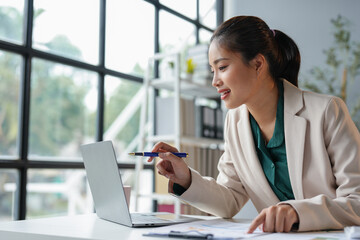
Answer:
[
  {"xmin": 237, "ymin": 106, "xmax": 279, "ymax": 205},
  {"xmin": 283, "ymin": 80, "xmax": 306, "ymax": 200}
]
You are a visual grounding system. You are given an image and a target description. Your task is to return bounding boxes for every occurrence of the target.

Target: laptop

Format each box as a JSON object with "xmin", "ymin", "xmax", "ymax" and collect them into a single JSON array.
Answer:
[{"xmin": 81, "ymin": 140, "xmax": 199, "ymax": 227}]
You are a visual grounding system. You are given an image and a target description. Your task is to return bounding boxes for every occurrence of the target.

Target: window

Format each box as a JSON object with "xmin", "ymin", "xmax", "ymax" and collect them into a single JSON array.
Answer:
[
  {"xmin": 29, "ymin": 59, "xmax": 97, "ymax": 159},
  {"xmin": 103, "ymin": 75, "xmax": 142, "ymax": 162},
  {"xmin": 0, "ymin": 169, "xmax": 18, "ymax": 221},
  {"xmin": 33, "ymin": 0, "xmax": 99, "ymax": 64},
  {"xmin": 0, "ymin": 0, "xmax": 221, "ymax": 221},
  {"xmin": 0, "ymin": 0, "xmax": 25, "ymax": 44},
  {"xmin": 0, "ymin": 50, "xmax": 22, "ymax": 159},
  {"xmin": 105, "ymin": 0, "xmax": 154, "ymax": 77}
]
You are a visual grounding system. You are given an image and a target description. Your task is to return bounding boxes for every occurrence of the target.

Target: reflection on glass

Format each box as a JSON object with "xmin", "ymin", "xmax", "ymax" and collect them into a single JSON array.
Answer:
[
  {"xmin": 106, "ymin": 0, "xmax": 154, "ymax": 77},
  {"xmin": 0, "ymin": 51, "xmax": 21, "ymax": 158},
  {"xmin": 0, "ymin": 169, "xmax": 18, "ymax": 222},
  {"xmin": 0, "ymin": 0, "xmax": 24, "ymax": 44},
  {"xmin": 199, "ymin": 0, "xmax": 216, "ymax": 29},
  {"xmin": 199, "ymin": 28, "xmax": 213, "ymax": 44},
  {"xmin": 29, "ymin": 58, "xmax": 97, "ymax": 159},
  {"xmin": 103, "ymin": 76, "xmax": 142, "ymax": 162},
  {"xmin": 160, "ymin": 0, "xmax": 196, "ymax": 19},
  {"xmin": 26, "ymin": 169, "xmax": 92, "ymax": 219},
  {"xmin": 33, "ymin": 0, "xmax": 99, "ymax": 64}
]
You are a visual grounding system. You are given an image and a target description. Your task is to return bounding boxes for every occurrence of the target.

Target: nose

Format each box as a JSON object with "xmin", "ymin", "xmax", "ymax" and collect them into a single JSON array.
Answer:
[{"xmin": 212, "ymin": 74, "xmax": 222, "ymax": 88}]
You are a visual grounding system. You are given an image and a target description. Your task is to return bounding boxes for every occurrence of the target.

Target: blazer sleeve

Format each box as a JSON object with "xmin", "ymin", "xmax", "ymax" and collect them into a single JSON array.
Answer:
[
  {"xmin": 171, "ymin": 112, "xmax": 249, "ymax": 218},
  {"xmin": 282, "ymin": 97, "xmax": 360, "ymax": 231}
]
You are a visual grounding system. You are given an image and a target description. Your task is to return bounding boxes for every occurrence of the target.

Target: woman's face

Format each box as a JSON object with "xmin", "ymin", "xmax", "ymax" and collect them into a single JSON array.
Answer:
[{"xmin": 208, "ymin": 41, "xmax": 259, "ymax": 109}]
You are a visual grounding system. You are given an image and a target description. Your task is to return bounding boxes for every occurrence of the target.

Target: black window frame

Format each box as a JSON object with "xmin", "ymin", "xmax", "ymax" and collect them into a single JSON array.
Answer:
[{"xmin": 0, "ymin": 0, "xmax": 223, "ymax": 220}]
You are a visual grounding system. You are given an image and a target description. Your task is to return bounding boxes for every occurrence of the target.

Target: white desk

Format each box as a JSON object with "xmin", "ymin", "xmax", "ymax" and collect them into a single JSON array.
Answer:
[
  {"xmin": 0, "ymin": 214, "xmax": 217, "ymax": 240},
  {"xmin": 0, "ymin": 214, "xmax": 346, "ymax": 240}
]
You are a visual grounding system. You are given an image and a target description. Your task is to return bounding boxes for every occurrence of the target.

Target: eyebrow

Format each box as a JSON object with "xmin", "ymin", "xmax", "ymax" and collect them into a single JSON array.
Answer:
[{"xmin": 212, "ymin": 57, "xmax": 230, "ymax": 65}]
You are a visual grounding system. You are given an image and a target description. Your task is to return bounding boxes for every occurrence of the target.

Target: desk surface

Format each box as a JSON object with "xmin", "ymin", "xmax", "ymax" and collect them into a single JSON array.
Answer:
[
  {"xmin": 0, "ymin": 214, "xmax": 167, "ymax": 240},
  {"xmin": 0, "ymin": 214, "xmax": 346, "ymax": 240},
  {"xmin": 0, "ymin": 214, "xmax": 218, "ymax": 240}
]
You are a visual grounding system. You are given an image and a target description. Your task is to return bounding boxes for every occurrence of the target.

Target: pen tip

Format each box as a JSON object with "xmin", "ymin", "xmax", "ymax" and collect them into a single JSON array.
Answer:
[{"xmin": 128, "ymin": 153, "xmax": 134, "ymax": 156}]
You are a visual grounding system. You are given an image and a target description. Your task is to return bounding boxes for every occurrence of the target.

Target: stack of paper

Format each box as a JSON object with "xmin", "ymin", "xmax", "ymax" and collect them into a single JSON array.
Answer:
[{"xmin": 143, "ymin": 218, "xmax": 265, "ymax": 239}]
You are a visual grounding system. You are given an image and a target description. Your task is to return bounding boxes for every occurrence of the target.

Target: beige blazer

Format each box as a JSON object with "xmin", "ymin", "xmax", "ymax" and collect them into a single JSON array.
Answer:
[{"xmin": 174, "ymin": 79, "xmax": 360, "ymax": 231}]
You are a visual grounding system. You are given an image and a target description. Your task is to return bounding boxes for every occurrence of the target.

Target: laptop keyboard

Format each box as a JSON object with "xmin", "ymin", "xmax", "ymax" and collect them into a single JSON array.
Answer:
[{"xmin": 131, "ymin": 213, "xmax": 171, "ymax": 223}]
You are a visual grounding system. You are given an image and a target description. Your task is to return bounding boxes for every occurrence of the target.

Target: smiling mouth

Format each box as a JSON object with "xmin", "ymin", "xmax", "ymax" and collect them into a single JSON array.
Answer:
[
  {"xmin": 221, "ymin": 90, "xmax": 231, "ymax": 96},
  {"xmin": 221, "ymin": 89, "xmax": 231, "ymax": 99}
]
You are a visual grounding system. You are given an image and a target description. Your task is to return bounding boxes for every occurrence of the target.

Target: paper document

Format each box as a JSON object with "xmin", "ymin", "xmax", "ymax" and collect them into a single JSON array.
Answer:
[{"xmin": 143, "ymin": 218, "xmax": 266, "ymax": 239}]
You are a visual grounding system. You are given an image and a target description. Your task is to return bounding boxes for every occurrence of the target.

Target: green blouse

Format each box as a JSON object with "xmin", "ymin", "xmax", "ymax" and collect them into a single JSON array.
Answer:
[
  {"xmin": 249, "ymin": 82, "xmax": 294, "ymax": 201},
  {"xmin": 173, "ymin": 82, "xmax": 295, "ymax": 200}
]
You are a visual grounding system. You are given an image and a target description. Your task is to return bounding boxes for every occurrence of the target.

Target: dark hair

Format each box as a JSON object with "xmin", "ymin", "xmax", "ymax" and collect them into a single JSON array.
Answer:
[{"xmin": 210, "ymin": 16, "xmax": 300, "ymax": 87}]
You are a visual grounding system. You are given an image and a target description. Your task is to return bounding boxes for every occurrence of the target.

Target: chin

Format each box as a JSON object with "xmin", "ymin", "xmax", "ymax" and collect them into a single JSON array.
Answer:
[
  {"xmin": 224, "ymin": 99, "xmax": 243, "ymax": 109},
  {"xmin": 225, "ymin": 103, "xmax": 239, "ymax": 109}
]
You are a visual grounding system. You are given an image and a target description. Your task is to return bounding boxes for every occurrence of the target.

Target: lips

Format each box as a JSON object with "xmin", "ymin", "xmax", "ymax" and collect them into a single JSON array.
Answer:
[{"xmin": 218, "ymin": 89, "xmax": 231, "ymax": 100}]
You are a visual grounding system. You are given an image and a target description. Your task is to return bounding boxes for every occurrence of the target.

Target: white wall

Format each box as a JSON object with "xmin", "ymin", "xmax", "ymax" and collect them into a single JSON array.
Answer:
[{"xmin": 225, "ymin": 0, "xmax": 360, "ymax": 76}]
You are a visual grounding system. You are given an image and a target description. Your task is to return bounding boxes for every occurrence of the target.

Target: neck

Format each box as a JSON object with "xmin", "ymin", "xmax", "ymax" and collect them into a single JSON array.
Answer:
[{"xmin": 247, "ymin": 78, "xmax": 279, "ymax": 128}]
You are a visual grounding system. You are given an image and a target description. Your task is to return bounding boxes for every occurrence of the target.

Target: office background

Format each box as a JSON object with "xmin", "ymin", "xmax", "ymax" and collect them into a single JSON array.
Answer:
[{"xmin": 0, "ymin": 0, "xmax": 359, "ymax": 222}]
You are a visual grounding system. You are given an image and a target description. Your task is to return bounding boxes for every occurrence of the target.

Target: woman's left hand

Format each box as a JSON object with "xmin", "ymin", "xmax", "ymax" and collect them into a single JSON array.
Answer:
[{"xmin": 247, "ymin": 204, "xmax": 299, "ymax": 233}]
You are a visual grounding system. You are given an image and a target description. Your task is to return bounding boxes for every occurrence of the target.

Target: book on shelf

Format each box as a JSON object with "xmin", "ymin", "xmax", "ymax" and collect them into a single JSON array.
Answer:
[
  {"xmin": 155, "ymin": 96, "xmax": 224, "ymax": 140},
  {"xmin": 195, "ymin": 105, "xmax": 224, "ymax": 140},
  {"xmin": 215, "ymin": 108, "xmax": 224, "ymax": 139}
]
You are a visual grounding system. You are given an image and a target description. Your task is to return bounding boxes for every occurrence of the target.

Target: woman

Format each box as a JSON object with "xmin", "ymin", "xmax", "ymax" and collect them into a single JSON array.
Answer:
[{"xmin": 149, "ymin": 16, "xmax": 360, "ymax": 233}]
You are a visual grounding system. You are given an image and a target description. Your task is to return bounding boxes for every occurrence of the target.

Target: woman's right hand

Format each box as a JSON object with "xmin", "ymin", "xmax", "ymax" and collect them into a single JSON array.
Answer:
[{"xmin": 148, "ymin": 142, "xmax": 191, "ymax": 189}]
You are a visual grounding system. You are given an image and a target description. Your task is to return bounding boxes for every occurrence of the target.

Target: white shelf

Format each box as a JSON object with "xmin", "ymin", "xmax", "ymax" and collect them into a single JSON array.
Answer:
[
  {"xmin": 150, "ymin": 78, "xmax": 218, "ymax": 98},
  {"xmin": 135, "ymin": 51, "xmax": 223, "ymax": 215}
]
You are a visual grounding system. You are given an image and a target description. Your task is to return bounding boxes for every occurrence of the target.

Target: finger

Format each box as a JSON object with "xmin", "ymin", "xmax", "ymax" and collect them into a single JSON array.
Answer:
[
  {"xmin": 158, "ymin": 152, "xmax": 182, "ymax": 166},
  {"xmin": 148, "ymin": 142, "xmax": 178, "ymax": 163},
  {"xmin": 284, "ymin": 210, "xmax": 297, "ymax": 232},
  {"xmin": 156, "ymin": 160, "xmax": 173, "ymax": 179},
  {"xmin": 275, "ymin": 208, "xmax": 286, "ymax": 232},
  {"xmin": 151, "ymin": 142, "xmax": 179, "ymax": 153},
  {"xmin": 247, "ymin": 211, "xmax": 265, "ymax": 233},
  {"xmin": 263, "ymin": 206, "xmax": 276, "ymax": 232},
  {"xmin": 283, "ymin": 218, "xmax": 294, "ymax": 233}
]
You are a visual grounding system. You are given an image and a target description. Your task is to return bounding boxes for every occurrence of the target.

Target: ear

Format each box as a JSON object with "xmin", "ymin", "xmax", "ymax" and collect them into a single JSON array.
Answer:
[{"xmin": 251, "ymin": 54, "xmax": 266, "ymax": 73}]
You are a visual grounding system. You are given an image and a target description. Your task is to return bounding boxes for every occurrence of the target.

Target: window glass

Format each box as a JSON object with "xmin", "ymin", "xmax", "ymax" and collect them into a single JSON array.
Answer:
[
  {"xmin": 106, "ymin": 0, "xmax": 154, "ymax": 77},
  {"xmin": 159, "ymin": 10, "xmax": 196, "ymax": 77},
  {"xmin": 0, "ymin": 0, "xmax": 24, "ymax": 44},
  {"xmin": 160, "ymin": 10, "xmax": 196, "ymax": 53},
  {"xmin": 199, "ymin": 28, "xmax": 213, "ymax": 44},
  {"xmin": 29, "ymin": 58, "xmax": 97, "ymax": 160},
  {"xmin": 0, "ymin": 169, "xmax": 18, "ymax": 221},
  {"xmin": 103, "ymin": 76, "xmax": 142, "ymax": 163},
  {"xmin": 199, "ymin": 0, "xmax": 216, "ymax": 29},
  {"xmin": 0, "ymin": 51, "xmax": 21, "ymax": 159},
  {"xmin": 160, "ymin": 0, "xmax": 196, "ymax": 20},
  {"xmin": 26, "ymin": 169, "xmax": 153, "ymax": 219},
  {"xmin": 33, "ymin": 0, "xmax": 99, "ymax": 64},
  {"xmin": 26, "ymin": 169, "xmax": 92, "ymax": 219}
]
